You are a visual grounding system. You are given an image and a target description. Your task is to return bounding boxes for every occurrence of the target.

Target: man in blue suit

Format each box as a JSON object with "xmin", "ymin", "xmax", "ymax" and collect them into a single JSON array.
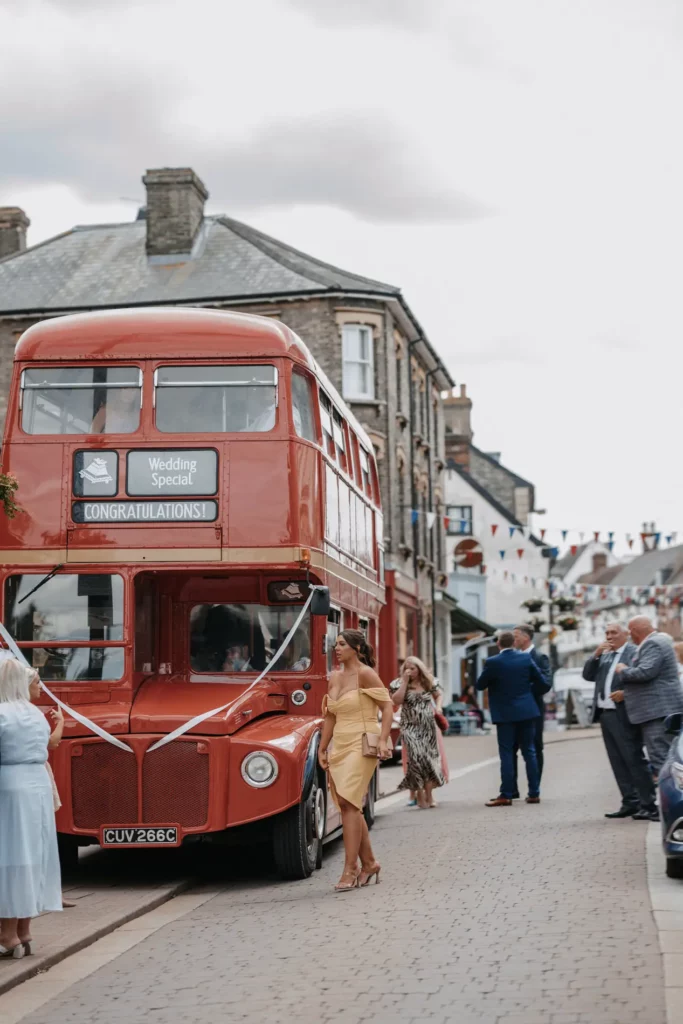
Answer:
[{"xmin": 477, "ymin": 630, "xmax": 551, "ymax": 807}]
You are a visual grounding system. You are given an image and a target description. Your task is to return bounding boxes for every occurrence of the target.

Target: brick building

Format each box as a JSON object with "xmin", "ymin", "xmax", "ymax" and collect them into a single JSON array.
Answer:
[{"xmin": 0, "ymin": 167, "xmax": 454, "ymax": 679}]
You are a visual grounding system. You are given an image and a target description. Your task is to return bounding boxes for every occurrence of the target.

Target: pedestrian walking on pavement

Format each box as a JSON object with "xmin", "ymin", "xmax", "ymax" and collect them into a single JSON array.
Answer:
[
  {"xmin": 318, "ymin": 630, "xmax": 393, "ymax": 892},
  {"xmin": 511, "ymin": 624, "xmax": 550, "ymax": 793},
  {"xmin": 582, "ymin": 622, "xmax": 658, "ymax": 821},
  {"xmin": 0, "ymin": 660, "xmax": 62, "ymax": 960},
  {"xmin": 390, "ymin": 657, "xmax": 446, "ymax": 809},
  {"xmin": 614, "ymin": 616, "xmax": 683, "ymax": 781},
  {"xmin": 477, "ymin": 631, "xmax": 550, "ymax": 807}
]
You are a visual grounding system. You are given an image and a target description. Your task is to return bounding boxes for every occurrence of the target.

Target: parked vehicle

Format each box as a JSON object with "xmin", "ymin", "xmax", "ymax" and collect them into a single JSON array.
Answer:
[
  {"xmin": 1, "ymin": 308, "xmax": 387, "ymax": 881},
  {"xmin": 442, "ymin": 702, "xmax": 479, "ymax": 735},
  {"xmin": 658, "ymin": 712, "xmax": 683, "ymax": 879}
]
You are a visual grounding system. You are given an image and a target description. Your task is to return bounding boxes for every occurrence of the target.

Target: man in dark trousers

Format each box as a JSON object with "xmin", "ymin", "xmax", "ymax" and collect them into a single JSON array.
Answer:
[
  {"xmin": 477, "ymin": 631, "xmax": 551, "ymax": 807},
  {"xmin": 511, "ymin": 624, "xmax": 550, "ymax": 792},
  {"xmin": 583, "ymin": 621, "xmax": 657, "ymax": 820}
]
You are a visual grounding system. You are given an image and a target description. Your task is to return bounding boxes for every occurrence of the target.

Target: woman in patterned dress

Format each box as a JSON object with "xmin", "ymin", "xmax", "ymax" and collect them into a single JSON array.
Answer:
[{"xmin": 390, "ymin": 657, "xmax": 445, "ymax": 809}]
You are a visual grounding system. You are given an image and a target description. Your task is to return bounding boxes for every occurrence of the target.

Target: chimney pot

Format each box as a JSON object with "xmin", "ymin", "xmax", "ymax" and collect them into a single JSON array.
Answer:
[
  {"xmin": 0, "ymin": 207, "xmax": 30, "ymax": 258},
  {"xmin": 460, "ymin": 383, "xmax": 467, "ymax": 397},
  {"xmin": 142, "ymin": 167, "xmax": 209, "ymax": 257}
]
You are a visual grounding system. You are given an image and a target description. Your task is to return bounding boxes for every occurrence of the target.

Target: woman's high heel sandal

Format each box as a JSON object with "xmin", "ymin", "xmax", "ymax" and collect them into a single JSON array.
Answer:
[
  {"xmin": 0, "ymin": 944, "xmax": 25, "ymax": 960},
  {"xmin": 358, "ymin": 863, "xmax": 381, "ymax": 886},
  {"xmin": 334, "ymin": 869, "xmax": 360, "ymax": 892}
]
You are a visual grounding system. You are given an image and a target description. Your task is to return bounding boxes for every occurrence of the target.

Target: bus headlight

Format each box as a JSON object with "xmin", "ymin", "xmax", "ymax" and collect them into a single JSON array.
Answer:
[{"xmin": 241, "ymin": 751, "xmax": 279, "ymax": 788}]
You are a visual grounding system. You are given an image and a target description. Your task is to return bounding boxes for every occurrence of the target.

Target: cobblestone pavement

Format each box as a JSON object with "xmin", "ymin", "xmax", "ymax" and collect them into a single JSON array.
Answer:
[{"xmin": 10, "ymin": 734, "xmax": 666, "ymax": 1024}]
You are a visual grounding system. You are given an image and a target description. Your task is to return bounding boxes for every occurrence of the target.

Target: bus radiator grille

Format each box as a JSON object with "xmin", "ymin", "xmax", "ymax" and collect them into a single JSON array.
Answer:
[
  {"xmin": 72, "ymin": 743, "xmax": 138, "ymax": 829},
  {"xmin": 142, "ymin": 742, "xmax": 210, "ymax": 827}
]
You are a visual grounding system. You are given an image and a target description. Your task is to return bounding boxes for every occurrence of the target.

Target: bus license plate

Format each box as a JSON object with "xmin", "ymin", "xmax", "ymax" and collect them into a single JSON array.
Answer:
[{"xmin": 101, "ymin": 826, "xmax": 179, "ymax": 847}]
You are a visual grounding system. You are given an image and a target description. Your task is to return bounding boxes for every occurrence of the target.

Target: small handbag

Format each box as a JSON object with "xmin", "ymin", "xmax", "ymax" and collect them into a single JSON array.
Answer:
[
  {"xmin": 434, "ymin": 710, "xmax": 449, "ymax": 734},
  {"xmin": 357, "ymin": 680, "xmax": 391, "ymax": 759}
]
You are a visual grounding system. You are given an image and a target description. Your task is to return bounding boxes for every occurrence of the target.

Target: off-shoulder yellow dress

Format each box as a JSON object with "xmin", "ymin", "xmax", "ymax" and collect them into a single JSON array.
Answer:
[{"xmin": 323, "ymin": 686, "xmax": 392, "ymax": 810}]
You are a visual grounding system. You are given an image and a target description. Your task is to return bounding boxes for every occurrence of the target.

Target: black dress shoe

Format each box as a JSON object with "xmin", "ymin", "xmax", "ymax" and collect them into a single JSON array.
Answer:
[
  {"xmin": 605, "ymin": 807, "xmax": 639, "ymax": 819},
  {"xmin": 632, "ymin": 808, "xmax": 659, "ymax": 821}
]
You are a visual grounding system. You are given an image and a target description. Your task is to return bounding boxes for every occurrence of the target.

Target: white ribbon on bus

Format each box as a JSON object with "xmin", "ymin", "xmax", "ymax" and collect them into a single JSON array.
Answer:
[
  {"xmin": 0, "ymin": 586, "xmax": 322, "ymax": 756},
  {"xmin": 0, "ymin": 621, "xmax": 135, "ymax": 753}
]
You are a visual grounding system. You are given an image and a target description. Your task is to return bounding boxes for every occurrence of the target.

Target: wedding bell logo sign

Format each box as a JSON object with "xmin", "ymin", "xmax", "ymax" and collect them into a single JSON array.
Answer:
[{"xmin": 73, "ymin": 451, "xmax": 118, "ymax": 497}]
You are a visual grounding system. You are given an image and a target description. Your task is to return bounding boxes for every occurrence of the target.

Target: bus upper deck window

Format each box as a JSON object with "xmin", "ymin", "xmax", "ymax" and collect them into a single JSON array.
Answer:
[
  {"xmin": 291, "ymin": 371, "xmax": 317, "ymax": 443},
  {"xmin": 359, "ymin": 446, "xmax": 371, "ymax": 495},
  {"xmin": 155, "ymin": 365, "xmax": 277, "ymax": 433},
  {"xmin": 319, "ymin": 391, "xmax": 335, "ymax": 457},
  {"xmin": 332, "ymin": 411, "xmax": 347, "ymax": 472},
  {"xmin": 21, "ymin": 367, "xmax": 141, "ymax": 435}
]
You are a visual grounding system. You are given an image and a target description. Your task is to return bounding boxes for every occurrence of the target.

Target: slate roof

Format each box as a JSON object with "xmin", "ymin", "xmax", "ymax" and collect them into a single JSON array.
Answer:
[
  {"xmin": 470, "ymin": 444, "xmax": 533, "ymax": 488},
  {"xmin": 581, "ymin": 544, "xmax": 683, "ymax": 612},
  {"xmin": 0, "ymin": 214, "xmax": 400, "ymax": 315},
  {"xmin": 552, "ymin": 544, "xmax": 589, "ymax": 579},
  {"xmin": 447, "ymin": 460, "xmax": 543, "ymax": 547}
]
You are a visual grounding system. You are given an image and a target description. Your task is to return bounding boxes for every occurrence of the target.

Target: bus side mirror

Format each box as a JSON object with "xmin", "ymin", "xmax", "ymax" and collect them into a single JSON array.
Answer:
[
  {"xmin": 665, "ymin": 712, "xmax": 683, "ymax": 736},
  {"xmin": 310, "ymin": 587, "xmax": 331, "ymax": 617}
]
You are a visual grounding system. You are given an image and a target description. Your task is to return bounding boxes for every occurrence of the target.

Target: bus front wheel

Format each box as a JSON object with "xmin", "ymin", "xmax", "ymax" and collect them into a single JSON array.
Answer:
[{"xmin": 273, "ymin": 772, "xmax": 326, "ymax": 880}]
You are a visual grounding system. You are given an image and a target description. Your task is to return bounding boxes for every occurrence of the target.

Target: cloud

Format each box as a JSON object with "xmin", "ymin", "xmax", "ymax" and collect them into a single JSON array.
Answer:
[
  {"xmin": 0, "ymin": 49, "xmax": 487, "ymax": 227},
  {"xmin": 454, "ymin": 337, "xmax": 546, "ymax": 367},
  {"xmin": 200, "ymin": 113, "xmax": 488, "ymax": 223},
  {"xmin": 285, "ymin": 0, "xmax": 435, "ymax": 31}
]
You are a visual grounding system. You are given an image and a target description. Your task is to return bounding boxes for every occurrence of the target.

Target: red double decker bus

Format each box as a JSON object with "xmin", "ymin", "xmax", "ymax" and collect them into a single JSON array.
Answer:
[{"xmin": 0, "ymin": 307, "xmax": 385, "ymax": 878}]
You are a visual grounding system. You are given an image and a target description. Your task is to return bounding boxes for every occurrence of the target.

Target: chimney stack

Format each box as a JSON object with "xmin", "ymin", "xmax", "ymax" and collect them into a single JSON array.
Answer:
[
  {"xmin": 443, "ymin": 383, "xmax": 473, "ymax": 471},
  {"xmin": 592, "ymin": 552, "xmax": 607, "ymax": 574},
  {"xmin": 0, "ymin": 207, "xmax": 30, "ymax": 259},
  {"xmin": 142, "ymin": 168, "xmax": 208, "ymax": 257}
]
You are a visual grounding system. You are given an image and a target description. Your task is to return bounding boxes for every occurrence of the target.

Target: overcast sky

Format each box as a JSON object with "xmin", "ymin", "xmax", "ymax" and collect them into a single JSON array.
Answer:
[{"xmin": 1, "ymin": 0, "xmax": 681, "ymax": 552}]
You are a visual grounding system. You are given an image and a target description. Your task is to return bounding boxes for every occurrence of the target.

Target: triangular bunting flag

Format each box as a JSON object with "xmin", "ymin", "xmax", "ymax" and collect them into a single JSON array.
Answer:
[
  {"xmin": 594, "ymin": 531, "xmax": 600, "ymax": 542},
  {"xmin": 411, "ymin": 509, "xmax": 418, "ymax": 525},
  {"xmin": 509, "ymin": 526, "xmax": 516, "ymax": 538},
  {"xmin": 561, "ymin": 530, "xmax": 568, "ymax": 541},
  {"xmin": 571, "ymin": 544, "xmax": 578, "ymax": 555},
  {"xmin": 499, "ymin": 550, "xmax": 506, "ymax": 560},
  {"xmin": 517, "ymin": 548, "xmax": 524, "ymax": 559},
  {"xmin": 443, "ymin": 516, "xmax": 450, "ymax": 530},
  {"xmin": 427, "ymin": 512, "xmax": 436, "ymax": 530},
  {"xmin": 540, "ymin": 529, "xmax": 546, "ymax": 540},
  {"xmin": 491, "ymin": 524, "xmax": 498, "ymax": 536}
]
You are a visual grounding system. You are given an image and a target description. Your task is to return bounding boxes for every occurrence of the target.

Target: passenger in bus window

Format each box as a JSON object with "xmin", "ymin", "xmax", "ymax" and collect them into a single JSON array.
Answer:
[
  {"xmin": 222, "ymin": 645, "xmax": 251, "ymax": 672},
  {"xmin": 318, "ymin": 630, "xmax": 393, "ymax": 891},
  {"xmin": 90, "ymin": 388, "xmax": 139, "ymax": 434}
]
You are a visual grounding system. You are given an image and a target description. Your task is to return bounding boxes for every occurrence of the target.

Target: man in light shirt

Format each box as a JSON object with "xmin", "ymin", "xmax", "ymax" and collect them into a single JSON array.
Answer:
[{"xmin": 583, "ymin": 622, "xmax": 657, "ymax": 820}]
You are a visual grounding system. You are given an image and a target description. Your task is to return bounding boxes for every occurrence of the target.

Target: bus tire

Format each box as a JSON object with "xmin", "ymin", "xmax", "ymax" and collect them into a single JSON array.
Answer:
[
  {"xmin": 273, "ymin": 772, "xmax": 325, "ymax": 880},
  {"xmin": 57, "ymin": 833, "xmax": 80, "ymax": 875},
  {"xmin": 363, "ymin": 769, "xmax": 377, "ymax": 830}
]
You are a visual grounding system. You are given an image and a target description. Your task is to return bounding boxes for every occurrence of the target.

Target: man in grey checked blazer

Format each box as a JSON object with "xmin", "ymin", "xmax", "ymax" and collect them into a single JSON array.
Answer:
[{"xmin": 614, "ymin": 616, "xmax": 683, "ymax": 777}]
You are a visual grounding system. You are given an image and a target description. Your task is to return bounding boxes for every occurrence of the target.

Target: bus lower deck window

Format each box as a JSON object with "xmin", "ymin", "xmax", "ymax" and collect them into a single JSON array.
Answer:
[
  {"xmin": 190, "ymin": 602, "xmax": 310, "ymax": 674},
  {"xmin": 155, "ymin": 365, "xmax": 277, "ymax": 433},
  {"xmin": 21, "ymin": 367, "xmax": 141, "ymax": 435}
]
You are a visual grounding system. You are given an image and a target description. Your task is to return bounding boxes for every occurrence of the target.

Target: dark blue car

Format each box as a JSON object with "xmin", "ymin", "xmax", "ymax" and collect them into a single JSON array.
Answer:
[{"xmin": 658, "ymin": 712, "xmax": 683, "ymax": 879}]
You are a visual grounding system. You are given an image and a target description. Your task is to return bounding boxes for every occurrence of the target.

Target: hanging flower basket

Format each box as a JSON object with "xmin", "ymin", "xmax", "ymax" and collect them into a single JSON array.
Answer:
[
  {"xmin": 0, "ymin": 472, "xmax": 21, "ymax": 519},
  {"xmin": 521, "ymin": 598, "xmax": 544, "ymax": 612},
  {"xmin": 558, "ymin": 615, "xmax": 579, "ymax": 631},
  {"xmin": 525, "ymin": 616, "xmax": 546, "ymax": 632},
  {"xmin": 553, "ymin": 597, "xmax": 576, "ymax": 612}
]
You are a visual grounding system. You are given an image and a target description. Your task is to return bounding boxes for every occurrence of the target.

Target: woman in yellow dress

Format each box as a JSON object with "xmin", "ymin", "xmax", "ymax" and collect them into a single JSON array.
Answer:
[{"xmin": 318, "ymin": 630, "xmax": 393, "ymax": 892}]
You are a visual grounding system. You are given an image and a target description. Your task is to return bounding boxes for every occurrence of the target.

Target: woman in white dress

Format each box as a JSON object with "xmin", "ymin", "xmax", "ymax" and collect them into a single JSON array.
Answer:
[{"xmin": 0, "ymin": 660, "xmax": 62, "ymax": 960}]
